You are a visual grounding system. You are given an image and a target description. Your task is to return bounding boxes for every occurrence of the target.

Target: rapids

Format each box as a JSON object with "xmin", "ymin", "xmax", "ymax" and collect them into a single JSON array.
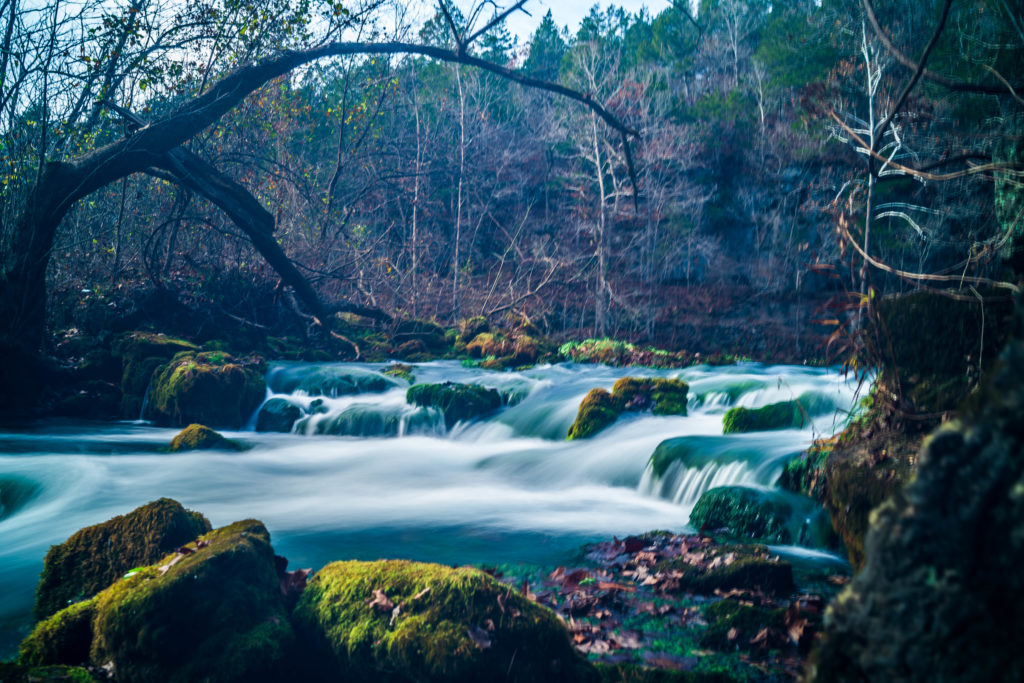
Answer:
[{"xmin": 0, "ymin": 360, "xmax": 860, "ymax": 658}]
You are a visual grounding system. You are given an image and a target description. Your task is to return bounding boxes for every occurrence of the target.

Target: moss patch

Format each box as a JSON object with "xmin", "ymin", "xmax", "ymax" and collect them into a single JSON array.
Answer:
[
  {"xmin": 292, "ymin": 559, "xmax": 593, "ymax": 682},
  {"xmin": 167, "ymin": 424, "xmax": 245, "ymax": 452},
  {"xmin": 690, "ymin": 487, "xmax": 793, "ymax": 544},
  {"xmin": 111, "ymin": 331, "xmax": 197, "ymax": 418},
  {"xmin": 19, "ymin": 600, "xmax": 95, "ymax": 667},
  {"xmin": 382, "ymin": 362, "xmax": 416, "ymax": 384},
  {"xmin": 406, "ymin": 382, "xmax": 503, "ymax": 429},
  {"xmin": 699, "ymin": 599, "xmax": 785, "ymax": 652},
  {"xmin": 147, "ymin": 351, "xmax": 265, "ymax": 428},
  {"xmin": 568, "ymin": 378, "xmax": 689, "ymax": 440},
  {"xmin": 34, "ymin": 498, "xmax": 211, "ymax": 620}
]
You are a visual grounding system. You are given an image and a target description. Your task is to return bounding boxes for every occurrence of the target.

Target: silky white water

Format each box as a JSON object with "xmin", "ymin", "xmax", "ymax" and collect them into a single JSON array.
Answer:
[{"xmin": 0, "ymin": 360, "xmax": 860, "ymax": 657}]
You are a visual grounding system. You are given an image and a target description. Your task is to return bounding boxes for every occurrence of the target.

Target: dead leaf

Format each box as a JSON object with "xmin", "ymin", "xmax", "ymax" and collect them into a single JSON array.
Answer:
[
  {"xmin": 412, "ymin": 587, "xmax": 431, "ymax": 601},
  {"xmin": 596, "ymin": 581, "xmax": 636, "ymax": 593},
  {"xmin": 366, "ymin": 589, "xmax": 395, "ymax": 613},
  {"xmin": 727, "ymin": 627, "xmax": 739, "ymax": 641}
]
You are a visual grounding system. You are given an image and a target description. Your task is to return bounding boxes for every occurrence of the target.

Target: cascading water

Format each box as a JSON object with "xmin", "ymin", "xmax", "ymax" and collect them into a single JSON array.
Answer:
[{"xmin": 0, "ymin": 359, "xmax": 861, "ymax": 658}]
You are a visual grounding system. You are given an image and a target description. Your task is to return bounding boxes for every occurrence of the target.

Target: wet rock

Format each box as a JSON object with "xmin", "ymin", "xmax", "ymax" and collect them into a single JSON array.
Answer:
[
  {"xmin": 292, "ymin": 559, "xmax": 594, "ymax": 682},
  {"xmin": 34, "ymin": 498, "xmax": 211, "ymax": 620},
  {"xmin": 466, "ymin": 332, "xmax": 514, "ymax": 359},
  {"xmin": 457, "ymin": 316, "xmax": 490, "ymax": 343},
  {"xmin": 406, "ymin": 382, "xmax": 503, "ymax": 429},
  {"xmin": 690, "ymin": 486, "xmax": 794, "ymax": 544},
  {"xmin": 568, "ymin": 378, "xmax": 689, "ymax": 439},
  {"xmin": 266, "ymin": 364, "xmax": 398, "ymax": 397},
  {"xmin": 567, "ymin": 388, "xmax": 620, "ymax": 439},
  {"xmin": 111, "ymin": 332, "xmax": 197, "ymax": 419},
  {"xmin": 255, "ymin": 398, "xmax": 302, "ymax": 433},
  {"xmin": 168, "ymin": 424, "xmax": 245, "ymax": 452},
  {"xmin": 391, "ymin": 319, "xmax": 447, "ymax": 352},
  {"xmin": 146, "ymin": 351, "xmax": 265, "ymax": 428}
]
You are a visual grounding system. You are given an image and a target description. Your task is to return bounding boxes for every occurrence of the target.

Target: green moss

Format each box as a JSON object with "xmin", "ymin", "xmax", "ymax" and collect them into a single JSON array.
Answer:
[
  {"xmin": 568, "ymin": 378, "xmax": 689, "ymax": 440},
  {"xmin": 699, "ymin": 600, "xmax": 785, "ymax": 652},
  {"xmin": 567, "ymin": 389, "xmax": 620, "ymax": 440},
  {"xmin": 167, "ymin": 424, "xmax": 245, "ymax": 452},
  {"xmin": 723, "ymin": 402, "xmax": 802, "ymax": 433},
  {"xmin": 255, "ymin": 398, "xmax": 302, "ymax": 433},
  {"xmin": 511, "ymin": 335, "xmax": 541, "ymax": 366},
  {"xmin": 292, "ymin": 560, "xmax": 594, "ymax": 682},
  {"xmin": 558, "ymin": 339, "xmax": 693, "ymax": 368},
  {"xmin": 690, "ymin": 487, "xmax": 793, "ymax": 544},
  {"xmin": 19, "ymin": 600, "xmax": 95, "ymax": 667},
  {"xmin": 147, "ymin": 351, "xmax": 265, "ymax": 428},
  {"xmin": 457, "ymin": 316, "xmax": 490, "ymax": 343},
  {"xmin": 406, "ymin": 382, "xmax": 503, "ymax": 429},
  {"xmin": 34, "ymin": 498, "xmax": 211, "ymax": 620},
  {"xmin": 88, "ymin": 520, "xmax": 293, "ymax": 683},
  {"xmin": 382, "ymin": 363, "xmax": 416, "ymax": 384}
]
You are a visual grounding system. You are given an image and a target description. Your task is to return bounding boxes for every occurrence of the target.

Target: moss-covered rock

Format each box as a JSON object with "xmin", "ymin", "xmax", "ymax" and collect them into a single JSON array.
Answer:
[
  {"xmin": 167, "ymin": 424, "xmax": 245, "ymax": 452},
  {"xmin": 690, "ymin": 486, "xmax": 793, "ymax": 544},
  {"xmin": 722, "ymin": 401, "xmax": 802, "ymax": 433},
  {"xmin": 34, "ymin": 498, "xmax": 211, "ymax": 620},
  {"xmin": 655, "ymin": 553, "xmax": 796, "ymax": 598},
  {"xmin": 111, "ymin": 332, "xmax": 198, "ymax": 418},
  {"xmin": 19, "ymin": 600, "xmax": 95, "ymax": 667},
  {"xmin": 457, "ymin": 316, "xmax": 490, "ymax": 343},
  {"xmin": 255, "ymin": 398, "xmax": 302, "ymax": 433},
  {"xmin": 811, "ymin": 306, "xmax": 1024, "ymax": 681},
  {"xmin": 568, "ymin": 378, "xmax": 689, "ymax": 439},
  {"xmin": 146, "ymin": 351, "xmax": 265, "ymax": 428},
  {"xmin": 84, "ymin": 520, "xmax": 293, "ymax": 683},
  {"xmin": 466, "ymin": 332, "xmax": 514, "ymax": 359},
  {"xmin": 406, "ymin": 382, "xmax": 502, "ymax": 429},
  {"xmin": 567, "ymin": 388, "xmax": 620, "ymax": 440},
  {"xmin": 292, "ymin": 559, "xmax": 593, "ymax": 683},
  {"xmin": 391, "ymin": 319, "xmax": 447, "ymax": 353}
]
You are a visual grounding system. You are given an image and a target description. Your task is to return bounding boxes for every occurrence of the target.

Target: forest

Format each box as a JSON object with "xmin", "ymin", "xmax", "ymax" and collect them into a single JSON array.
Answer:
[{"xmin": 0, "ymin": 0, "xmax": 1022, "ymax": 681}]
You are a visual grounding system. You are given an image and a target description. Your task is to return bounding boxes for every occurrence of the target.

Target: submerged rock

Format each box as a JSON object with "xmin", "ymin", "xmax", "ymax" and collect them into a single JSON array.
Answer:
[
  {"xmin": 0, "ymin": 475, "xmax": 41, "ymax": 522},
  {"xmin": 567, "ymin": 378, "xmax": 689, "ymax": 439},
  {"xmin": 267, "ymin": 364, "xmax": 399, "ymax": 397},
  {"xmin": 255, "ymin": 398, "xmax": 303, "ymax": 433},
  {"xmin": 168, "ymin": 424, "xmax": 245, "ymax": 452},
  {"xmin": 292, "ymin": 559, "xmax": 593, "ymax": 682},
  {"xmin": 34, "ymin": 498, "xmax": 211, "ymax": 620},
  {"xmin": 406, "ymin": 382, "xmax": 502, "ymax": 429},
  {"xmin": 147, "ymin": 351, "xmax": 265, "ymax": 428},
  {"xmin": 26, "ymin": 520, "xmax": 294, "ymax": 683}
]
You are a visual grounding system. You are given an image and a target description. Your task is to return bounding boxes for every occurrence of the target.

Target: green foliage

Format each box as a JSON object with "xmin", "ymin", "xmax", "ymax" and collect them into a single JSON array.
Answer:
[
  {"xmin": 34, "ymin": 498, "xmax": 211, "ymax": 620},
  {"xmin": 292, "ymin": 559, "xmax": 593, "ymax": 682},
  {"xmin": 167, "ymin": 423, "xmax": 245, "ymax": 452},
  {"xmin": 524, "ymin": 11, "xmax": 568, "ymax": 81}
]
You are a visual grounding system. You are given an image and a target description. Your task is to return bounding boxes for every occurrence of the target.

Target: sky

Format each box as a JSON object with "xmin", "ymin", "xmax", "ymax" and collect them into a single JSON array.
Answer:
[{"xmin": 427, "ymin": 1, "xmax": 676, "ymax": 42}]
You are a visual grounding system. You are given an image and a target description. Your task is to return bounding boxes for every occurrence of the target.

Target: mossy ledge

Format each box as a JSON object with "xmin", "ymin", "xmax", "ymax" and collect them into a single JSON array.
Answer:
[
  {"xmin": 567, "ymin": 377, "xmax": 688, "ymax": 439},
  {"xmin": 33, "ymin": 498, "xmax": 211, "ymax": 620},
  {"xmin": 292, "ymin": 559, "xmax": 595, "ymax": 683}
]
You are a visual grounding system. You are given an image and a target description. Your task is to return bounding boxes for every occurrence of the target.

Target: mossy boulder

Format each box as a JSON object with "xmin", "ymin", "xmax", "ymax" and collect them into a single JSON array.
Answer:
[
  {"xmin": 27, "ymin": 520, "xmax": 293, "ymax": 683},
  {"xmin": 266, "ymin": 364, "xmax": 398, "ymax": 397},
  {"xmin": 382, "ymin": 362, "xmax": 416, "ymax": 384},
  {"xmin": 291, "ymin": 559, "xmax": 593, "ymax": 682},
  {"xmin": 34, "ymin": 498, "xmax": 211, "ymax": 620},
  {"xmin": 167, "ymin": 424, "xmax": 245, "ymax": 452},
  {"xmin": 568, "ymin": 378, "xmax": 689, "ymax": 439},
  {"xmin": 457, "ymin": 316, "xmax": 490, "ymax": 343},
  {"xmin": 111, "ymin": 332, "xmax": 197, "ymax": 418},
  {"xmin": 567, "ymin": 388, "xmax": 620, "ymax": 439},
  {"xmin": 406, "ymin": 382, "xmax": 503, "ymax": 429},
  {"xmin": 690, "ymin": 486, "xmax": 794, "ymax": 544},
  {"xmin": 723, "ymin": 401, "xmax": 803, "ymax": 433},
  {"xmin": 255, "ymin": 398, "xmax": 303, "ymax": 433},
  {"xmin": 466, "ymin": 332, "xmax": 514, "ymax": 359},
  {"xmin": 146, "ymin": 351, "xmax": 265, "ymax": 428}
]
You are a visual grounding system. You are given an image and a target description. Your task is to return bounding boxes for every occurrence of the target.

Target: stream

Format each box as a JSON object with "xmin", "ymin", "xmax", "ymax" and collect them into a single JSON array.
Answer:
[{"xmin": 0, "ymin": 360, "xmax": 860, "ymax": 658}]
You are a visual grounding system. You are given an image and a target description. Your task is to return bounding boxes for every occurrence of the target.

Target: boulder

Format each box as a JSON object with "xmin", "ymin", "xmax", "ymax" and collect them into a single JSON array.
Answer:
[
  {"xmin": 291, "ymin": 559, "xmax": 593, "ymax": 682},
  {"xmin": 567, "ymin": 388, "xmax": 620, "ymax": 440},
  {"xmin": 146, "ymin": 351, "xmax": 265, "ymax": 428},
  {"xmin": 266, "ymin": 364, "xmax": 398, "ymax": 397},
  {"xmin": 568, "ymin": 378, "xmax": 689, "ymax": 440},
  {"xmin": 406, "ymin": 382, "xmax": 503, "ymax": 429},
  {"xmin": 255, "ymin": 398, "xmax": 303, "ymax": 433},
  {"xmin": 168, "ymin": 424, "xmax": 245, "ymax": 452},
  {"xmin": 111, "ymin": 332, "xmax": 197, "ymax": 418},
  {"xmin": 34, "ymin": 498, "xmax": 210, "ymax": 620},
  {"xmin": 690, "ymin": 486, "xmax": 794, "ymax": 544},
  {"xmin": 466, "ymin": 333, "xmax": 514, "ymax": 359}
]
